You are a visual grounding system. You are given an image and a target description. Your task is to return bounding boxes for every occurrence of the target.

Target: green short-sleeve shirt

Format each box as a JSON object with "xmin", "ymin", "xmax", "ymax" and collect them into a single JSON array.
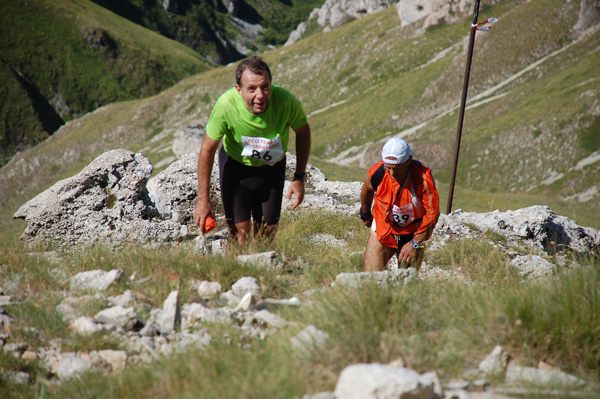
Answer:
[{"xmin": 206, "ymin": 84, "xmax": 308, "ymax": 166}]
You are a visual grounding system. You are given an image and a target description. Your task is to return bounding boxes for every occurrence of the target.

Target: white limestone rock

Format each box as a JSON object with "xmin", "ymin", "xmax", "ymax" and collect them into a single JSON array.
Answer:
[
  {"xmin": 334, "ymin": 363, "xmax": 434, "ymax": 399},
  {"xmin": 95, "ymin": 305, "xmax": 138, "ymax": 331},
  {"xmin": 69, "ymin": 269, "xmax": 124, "ymax": 291}
]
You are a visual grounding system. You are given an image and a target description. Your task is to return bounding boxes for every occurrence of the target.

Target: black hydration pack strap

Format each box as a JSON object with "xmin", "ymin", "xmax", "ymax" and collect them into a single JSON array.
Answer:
[{"xmin": 371, "ymin": 164, "xmax": 385, "ymax": 191}]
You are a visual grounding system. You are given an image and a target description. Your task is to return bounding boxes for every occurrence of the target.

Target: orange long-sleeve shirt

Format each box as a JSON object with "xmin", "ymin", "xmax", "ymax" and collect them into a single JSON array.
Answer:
[{"xmin": 368, "ymin": 160, "xmax": 440, "ymax": 247}]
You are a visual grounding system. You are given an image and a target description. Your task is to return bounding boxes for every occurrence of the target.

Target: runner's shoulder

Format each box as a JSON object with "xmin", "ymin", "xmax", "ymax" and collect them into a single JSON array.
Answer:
[
  {"xmin": 412, "ymin": 160, "xmax": 432, "ymax": 174},
  {"xmin": 210, "ymin": 88, "xmax": 242, "ymax": 118},
  {"xmin": 271, "ymin": 85, "xmax": 301, "ymax": 103}
]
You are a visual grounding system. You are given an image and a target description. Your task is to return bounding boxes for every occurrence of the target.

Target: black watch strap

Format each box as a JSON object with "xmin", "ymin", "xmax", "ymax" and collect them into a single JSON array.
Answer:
[
  {"xmin": 359, "ymin": 209, "xmax": 372, "ymax": 221},
  {"xmin": 293, "ymin": 172, "xmax": 306, "ymax": 182}
]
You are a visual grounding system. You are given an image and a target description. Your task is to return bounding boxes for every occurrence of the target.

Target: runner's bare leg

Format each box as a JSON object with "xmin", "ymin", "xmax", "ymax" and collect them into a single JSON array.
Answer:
[
  {"xmin": 364, "ymin": 229, "xmax": 396, "ymax": 271},
  {"xmin": 227, "ymin": 220, "xmax": 251, "ymax": 245},
  {"xmin": 254, "ymin": 221, "xmax": 278, "ymax": 239}
]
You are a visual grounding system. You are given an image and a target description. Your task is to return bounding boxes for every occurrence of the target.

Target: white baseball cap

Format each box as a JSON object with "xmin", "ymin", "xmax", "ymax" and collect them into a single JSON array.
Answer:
[{"xmin": 381, "ymin": 138, "xmax": 413, "ymax": 164}]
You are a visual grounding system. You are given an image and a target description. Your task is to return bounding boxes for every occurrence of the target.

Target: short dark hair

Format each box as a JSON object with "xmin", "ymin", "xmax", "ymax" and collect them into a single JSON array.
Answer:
[{"xmin": 235, "ymin": 56, "xmax": 272, "ymax": 86}]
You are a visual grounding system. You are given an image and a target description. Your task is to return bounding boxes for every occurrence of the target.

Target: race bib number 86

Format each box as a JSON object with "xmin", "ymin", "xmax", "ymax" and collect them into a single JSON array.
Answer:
[{"xmin": 241, "ymin": 135, "xmax": 284, "ymax": 166}]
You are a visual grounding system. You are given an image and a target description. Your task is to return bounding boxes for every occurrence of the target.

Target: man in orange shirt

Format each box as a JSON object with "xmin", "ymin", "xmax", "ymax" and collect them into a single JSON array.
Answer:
[{"xmin": 359, "ymin": 138, "xmax": 440, "ymax": 271}]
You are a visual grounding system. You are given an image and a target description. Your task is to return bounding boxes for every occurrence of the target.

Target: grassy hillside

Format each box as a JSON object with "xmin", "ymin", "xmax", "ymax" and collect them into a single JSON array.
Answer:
[
  {"xmin": 0, "ymin": 0, "xmax": 212, "ymax": 166},
  {"xmin": 1, "ymin": 210, "xmax": 599, "ymax": 398},
  {"xmin": 1, "ymin": 0, "xmax": 599, "ymax": 234},
  {"xmin": 272, "ymin": 0, "xmax": 599, "ymax": 218},
  {"xmin": 90, "ymin": 0, "xmax": 325, "ymax": 61}
]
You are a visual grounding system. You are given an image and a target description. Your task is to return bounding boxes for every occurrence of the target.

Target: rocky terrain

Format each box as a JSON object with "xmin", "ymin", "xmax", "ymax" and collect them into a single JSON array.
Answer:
[
  {"xmin": 4, "ymin": 148, "xmax": 599, "ymax": 397},
  {"xmin": 2, "ymin": 2, "xmax": 600, "ymax": 393},
  {"xmin": 2, "ymin": 0, "xmax": 598, "ymax": 235},
  {"xmin": 13, "ymin": 149, "xmax": 600, "ymax": 256},
  {"xmin": 286, "ymin": 0, "xmax": 476, "ymax": 46}
]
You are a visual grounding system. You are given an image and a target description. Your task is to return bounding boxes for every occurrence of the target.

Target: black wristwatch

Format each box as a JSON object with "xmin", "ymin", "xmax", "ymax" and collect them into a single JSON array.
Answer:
[
  {"xmin": 293, "ymin": 172, "xmax": 306, "ymax": 182},
  {"xmin": 359, "ymin": 209, "xmax": 372, "ymax": 221}
]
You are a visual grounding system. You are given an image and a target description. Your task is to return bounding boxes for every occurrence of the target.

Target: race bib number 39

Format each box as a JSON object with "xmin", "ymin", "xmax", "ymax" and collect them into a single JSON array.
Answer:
[
  {"xmin": 390, "ymin": 203, "xmax": 415, "ymax": 226},
  {"xmin": 241, "ymin": 135, "xmax": 284, "ymax": 166}
]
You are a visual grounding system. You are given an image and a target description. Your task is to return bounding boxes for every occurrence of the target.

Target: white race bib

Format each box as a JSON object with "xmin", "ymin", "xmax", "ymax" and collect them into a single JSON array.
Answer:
[
  {"xmin": 390, "ymin": 203, "xmax": 415, "ymax": 226},
  {"xmin": 241, "ymin": 135, "xmax": 283, "ymax": 166}
]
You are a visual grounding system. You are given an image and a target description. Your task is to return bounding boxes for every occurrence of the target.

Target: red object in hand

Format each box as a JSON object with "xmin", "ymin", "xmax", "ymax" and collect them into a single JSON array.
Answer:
[{"xmin": 204, "ymin": 215, "xmax": 217, "ymax": 233}]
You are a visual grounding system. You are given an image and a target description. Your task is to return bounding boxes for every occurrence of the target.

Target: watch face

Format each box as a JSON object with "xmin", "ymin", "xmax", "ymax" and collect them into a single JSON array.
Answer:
[{"xmin": 413, "ymin": 243, "xmax": 419, "ymax": 248}]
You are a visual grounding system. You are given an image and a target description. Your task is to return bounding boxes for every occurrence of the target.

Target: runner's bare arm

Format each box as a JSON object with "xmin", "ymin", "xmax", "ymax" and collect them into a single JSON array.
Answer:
[
  {"xmin": 411, "ymin": 229, "xmax": 432, "ymax": 246},
  {"xmin": 193, "ymin": 136, "xmax": 220, "ymax": 232},
  {"xmin": 360, "ymin": 176, "xmax": 375, "ymax": 227},
  {"xmin": 287, "ymin": 124, "xmax": 311, "ymax": 210}
]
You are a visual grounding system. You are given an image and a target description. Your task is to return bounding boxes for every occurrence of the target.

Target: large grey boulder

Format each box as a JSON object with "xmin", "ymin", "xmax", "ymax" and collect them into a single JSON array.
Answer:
[
  {"xmin": 13, "ymin": 148, "xmax": 363, "ymax": 249},
  {"xmin": 146, "ymin": 151, "xmax": 347, "ymax": 225},
  {"xmin": 14, "ymin": 149, "xmax": 187, "ymax": 249},
  {"xmin": 434, "ymin": 206, "xmax": 600, "ymax": 256},
  {"xmin": 146, "ymin": 152, "xmax": 219, "ymax": 224}
]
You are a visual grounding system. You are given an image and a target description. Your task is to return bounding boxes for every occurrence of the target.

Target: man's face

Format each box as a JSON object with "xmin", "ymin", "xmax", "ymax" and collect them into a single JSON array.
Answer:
[
  {"xmin": 236, "ymin": 70, "xmax": 271, "ymax": 114},
  {"xmin": 384, "ymin": 156, "xmax": 412, "ymax": 181}
]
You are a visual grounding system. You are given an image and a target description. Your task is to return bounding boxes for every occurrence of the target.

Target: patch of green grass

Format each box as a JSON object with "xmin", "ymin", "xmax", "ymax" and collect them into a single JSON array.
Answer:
[
  {"xmin": 66, "ymin": 331, "xmax": 125, "ymax": 353},
  {"xmin": 47, "ymin": 329, "xmax": 312, "ymax": 399},
  {"xmin": 428, "ymin": 237, "xmax": 520, "ymax": 283},
  {"xmin": 579, "ymin": 115, "xmax": 600, "ymax": 153},
  {"xmin": 463, "ymin": 222, "xmax": 480, "ymax": 232},
  {"xmin": 484, "ymin": 229, "xmax": 508, "ymax": 245},
  {"xmin": 506, "ymin": 263, "xmax": 600, "ymax": 371},
  {"xmin": 273, "ymin": 210, "xmax": 367, "ymax": 286},
  {"xmin": 4, "ymin": 299, "xmax": 69, "ymax": 349},
  {"xmin": 335, "ymin": 65, "xmax": 357, "ymax": 83}
]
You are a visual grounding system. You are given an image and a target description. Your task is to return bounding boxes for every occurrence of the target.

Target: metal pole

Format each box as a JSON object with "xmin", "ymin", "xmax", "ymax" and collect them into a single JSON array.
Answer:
[{"xmin": 446, "ymin": 0, "xmax": 482, "ymax": 214}]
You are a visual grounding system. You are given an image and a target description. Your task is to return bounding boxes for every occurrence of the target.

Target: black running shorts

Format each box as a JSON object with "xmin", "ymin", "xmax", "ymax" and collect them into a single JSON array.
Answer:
[
  {"xmin": 218, "ymin": 146, "xmax": 286, "ymax": 226},
  {"xmin": 392, "ymin": 233, "xmax": 414, "ymax": 254}
]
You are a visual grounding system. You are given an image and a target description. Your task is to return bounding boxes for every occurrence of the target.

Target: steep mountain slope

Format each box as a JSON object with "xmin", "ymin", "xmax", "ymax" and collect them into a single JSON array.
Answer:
[
  {"xmin": 276, "ymin": 0, "xmax": 599, "ymax": 206},
  {"xmin": 0, "ymin": 0, "xmax": 212, "ymax": 166},
  {"xmin": 90, "ymin": 0, "xmax": 325, "ymax": 62},
  {"xmin": 1, "ymin": 0, "xmax": 599, "ymax": 231},
  {"xmin": 0, "ymin": 0, "xmax": 326, "ymax": 168}
]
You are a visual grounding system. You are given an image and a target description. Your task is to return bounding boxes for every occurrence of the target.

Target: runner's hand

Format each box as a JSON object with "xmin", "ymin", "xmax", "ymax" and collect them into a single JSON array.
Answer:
[
  {"xmin": 193, "ymin": 198, "xmax": 214, "ymax": 234},
  {"xmin": 398, "ymin": 241, "xmax": 418, "ymax": 268},
  {"xmin": 286, "ymin": 180, "xmax": 305, "ymax": 210}
]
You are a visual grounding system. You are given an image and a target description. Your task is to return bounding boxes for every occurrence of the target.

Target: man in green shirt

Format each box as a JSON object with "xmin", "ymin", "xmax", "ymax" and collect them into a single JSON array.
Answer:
[{"xmin": 193, "ymin": 56, "xmax": 311, "ymax": 244}]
